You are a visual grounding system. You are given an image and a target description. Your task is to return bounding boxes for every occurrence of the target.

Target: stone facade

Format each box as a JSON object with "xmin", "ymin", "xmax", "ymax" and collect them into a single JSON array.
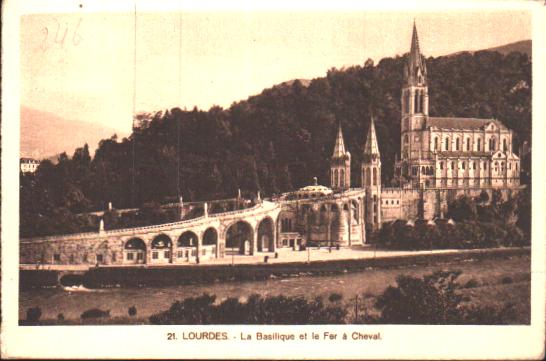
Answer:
[
  {"xmin": 19, "ymin": 23, "xmax": 524, "ymax": 266},
  {"xmin": 394, "ymin": 23, "xmax": 520, "ymax": 189}
]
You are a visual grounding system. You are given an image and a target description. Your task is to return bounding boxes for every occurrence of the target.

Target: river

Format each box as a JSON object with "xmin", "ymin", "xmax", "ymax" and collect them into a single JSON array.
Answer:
[{"xmin": 19, "ymin": 255, "xmax": 530, "ymax": 322}]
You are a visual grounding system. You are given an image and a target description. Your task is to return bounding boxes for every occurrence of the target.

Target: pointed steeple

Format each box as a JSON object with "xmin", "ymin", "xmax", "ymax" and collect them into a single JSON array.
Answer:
[
  {"xmin": 332, "ymin": 123, "xmax": 348, "ymax": 158},
  {"xmin": 405, "ymin": 21, "xmax": 427, "ymax": 86},
  {"xmin": 363, "ymin": 115, "xmax": 380, "ymax": 160}
]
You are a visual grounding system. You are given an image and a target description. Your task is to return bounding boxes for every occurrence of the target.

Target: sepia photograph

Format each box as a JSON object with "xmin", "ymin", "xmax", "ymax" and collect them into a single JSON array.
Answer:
[{"xmin": 2, "ymin": 0, "xmax": 545, "ymax": 359}]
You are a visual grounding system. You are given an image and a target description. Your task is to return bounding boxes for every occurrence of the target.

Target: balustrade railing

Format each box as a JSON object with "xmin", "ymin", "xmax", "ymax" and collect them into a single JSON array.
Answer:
[{"xmin": 22, "ymin": 201, "xmax": 280, "ymax": 243}]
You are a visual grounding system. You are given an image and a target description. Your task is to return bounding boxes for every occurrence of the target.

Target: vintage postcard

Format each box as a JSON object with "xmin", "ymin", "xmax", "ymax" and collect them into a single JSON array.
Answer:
[{"xmin": 2, "ymin": 0, "xmax": 545, "ymax": 359}]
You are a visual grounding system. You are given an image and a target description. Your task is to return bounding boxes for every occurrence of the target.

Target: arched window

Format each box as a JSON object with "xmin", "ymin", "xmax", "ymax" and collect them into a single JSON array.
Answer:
[
  {"xmin": 450, "ymin": 162, "xmax": 454, "ymax": 170},
  {"xmin": 472, "ymin": 161, "xmax": 476, "ymax": 170},
  {"xmin": 439, "ymin": 161, "xmax": 444, "ymax": 170},
  {"xmin": 434, "ymin": 137, "xmax": 439, "ymax": 150},
  {"xmin": 373, "ymin": 167, "xmax": 377, "ymax": 186},
  {"xmin": 414, "ymin": 91, "xmax": 420, "ymax": 113},
  {"xmin": 340, "ymin": 169, "xmax": 345, "ymax": 188},
  {"xmin": 445, "ymin": 137, "xmax": 450, "ymax": 151},
  {"xmin": 515, "ymin": 163, "xmax": 518, "ymax": 171},
  {"xmin": 503, "ymin": 138, "xmax": 508, "ymax": 152},
  {"xmin": 455, "ymin": 138, "xmax": 460, "ymax": 151},
  {"xmin": 490, "ymin": 138, "xmax": 496, "ymax": 151},
  {"xmin": 477, "ymin": 138, "xmax": 481, "ymax": 151},
  {"xmin": 466, "ymin": 138, "xmax": 470, "ymax": 151},
  {"xmin": 333, "ymin": 169, "xmax": 338, "ymax": 187},
  {"xmin": 484, "ymin": 162, "xmax": 487, "ymax": 170},
  {"xmin": 462, "ymin": 162, "xmax": 466, "ymax": 170},
  {"xmin": 365, "ymin": 168, "xmax": 371, "ymax": 186},
  {"xmin": 421, "ymin": 166, "xmax": 426, "ymax": 175}
]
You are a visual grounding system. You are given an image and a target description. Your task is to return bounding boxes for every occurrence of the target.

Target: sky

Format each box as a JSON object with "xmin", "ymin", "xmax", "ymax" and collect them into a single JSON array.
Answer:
[{"xmin": 20, "ymin": 10, "xmax": 531, "ymax": 134}]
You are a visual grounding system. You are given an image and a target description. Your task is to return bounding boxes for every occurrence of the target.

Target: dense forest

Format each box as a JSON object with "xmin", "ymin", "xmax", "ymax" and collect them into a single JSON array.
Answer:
[{"xmin": 20, "ymin": 49, "xmax": 531, "ymax": 237}]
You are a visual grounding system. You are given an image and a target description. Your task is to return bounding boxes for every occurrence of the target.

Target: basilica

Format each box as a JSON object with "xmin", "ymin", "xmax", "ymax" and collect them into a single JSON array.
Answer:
[
  {"xmin": 275, "ymin": 23, "xmax": 521, "ymax": 248},
  {"xmin": 19, "ymin": 24, "xmax": 523, "ymax": 267}
]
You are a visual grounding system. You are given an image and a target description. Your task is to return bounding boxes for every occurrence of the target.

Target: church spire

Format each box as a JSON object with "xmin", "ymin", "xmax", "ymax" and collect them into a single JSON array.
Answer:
[
  {"xmin": 330, "ymin": 122, "xmax": 351, "ymax": 190},
  {"xmin": 363, "ymin": 114, "xmax": 380, "ymax": 160},
  {"xmin": 332, "ymin": 123, "xmax": 348, "ymax": 158},
  {"xmin": 405, "ymin": 21, "xmax": 427, "ymax": 86}
]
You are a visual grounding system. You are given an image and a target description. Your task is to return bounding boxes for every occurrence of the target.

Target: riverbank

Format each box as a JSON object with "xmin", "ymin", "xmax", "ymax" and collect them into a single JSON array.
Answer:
[
  {"xmin": 19, "ymin": 252, "xmax": 531, "ymax": 324},
  {"xmin": 20, "ymin": 246, "xmax": 529, "ymax": 288}
]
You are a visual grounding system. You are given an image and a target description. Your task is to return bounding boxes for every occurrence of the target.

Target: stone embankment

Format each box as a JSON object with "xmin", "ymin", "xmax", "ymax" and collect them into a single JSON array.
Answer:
[{"xmin": 19, "ymin": 247, "xmax": 529, "ymax": 289}]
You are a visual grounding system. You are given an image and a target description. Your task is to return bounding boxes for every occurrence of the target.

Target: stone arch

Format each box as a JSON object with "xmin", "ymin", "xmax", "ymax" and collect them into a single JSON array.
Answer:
[
  {"xmin": 225, "ymin": 220, "xmax": 254, "ymax": 255},
  {"xmin": 151, "ymin": 234, "xmax": 173, "ymax": 263},
  {"xmin": 95, "ymin": 240, "xmax": 110, "ymax": 265},
  {"xmin": 124, "ymin": 238, "xmax": 146, "ymax": 264},
  {"xmin": 257, "ymin": 217, "xmax": 275, "ymax": 252},
  {"xmin": 351, "ymin": 200, "xmax": 359, "ymax": 223},
  {"xmin": 178, "ymin": 231, "xmax": 198, "ymax": 247}
]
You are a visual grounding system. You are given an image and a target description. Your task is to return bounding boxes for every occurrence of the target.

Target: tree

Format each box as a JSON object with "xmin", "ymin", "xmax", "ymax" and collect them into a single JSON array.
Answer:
[
  {"xmin": 447, "ymin": 196, "xmax": 477, "ymax": 222},
  {"xmin": 375, "ymin": 271, "xmax": 463, "ymax": 324}
]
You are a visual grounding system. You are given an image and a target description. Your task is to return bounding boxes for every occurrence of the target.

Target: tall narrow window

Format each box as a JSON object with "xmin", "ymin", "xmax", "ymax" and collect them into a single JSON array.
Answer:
[
  {"xmin": 503, "ymin": 139, "xmax": 507, "ymax": 152},
  {"xmin": 373, "ymin": 168, "xmax": 377, "ymax": 186},
  {"xmin": 340, "ymin": 169, "xmax": 345, "ymax": 188},
  {"xmin": 439, "ymin": 161, "xmax": 444, "ymax": 170},
  {"xmin": 334, "ymin": 169, "xmax": 338, "ymax": 187},
  {"xmin": 366, "ymin": 168, "xmax": 371, "ymax": 186},
  {"xmin": 434, "ymin": 137, "xmax": 438, "ymax": 150},
  {"xmin": 455, "ymin": 138, "xmax": 460, "ymax": 151},
  {"xmin": 466, "ymin": 138, "xmax": 470, "ymax": 151},
  {"xmin": 477, "ymin": 139, "xmax": 481, "ymax": 151},
  {"xmin": 445, "ymin": 137, "xmax": 450, "ymax": 151}
]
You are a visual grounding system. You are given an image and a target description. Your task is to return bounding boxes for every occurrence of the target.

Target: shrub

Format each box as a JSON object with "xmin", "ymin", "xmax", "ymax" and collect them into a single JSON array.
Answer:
[
  {"xmin": 149, "ymin": 293, "xmax": 347, "ymax": 325},
  {"xmin": 81, "ymin": 308, "xmax": 111, "ymax": 319},
  {"xmin": 461, "ymin": 303, "xmax": 516, "ymax": 325},
  {"xmin": 463, "ymin": 278, "xmax": 480, "ymax": 289},
  {"xmin": 374, "ymin": 271, "xmax": 463, "ymax": 324},
  {"xmin": 26, "ymin": 307, "xmax": 42, "ymax": 324},
  {"xmin": 128, "ymin": 306, "xmax": 137, "ymax": 317},
  {"xmin": 328, "ymin": 292, "xmax": 343, "ymax": 303}
]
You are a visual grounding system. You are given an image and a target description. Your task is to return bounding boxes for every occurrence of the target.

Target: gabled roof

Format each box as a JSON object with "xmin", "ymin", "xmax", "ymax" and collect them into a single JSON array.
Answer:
[{"xmin": 426, "ymin": 117, "xmax": 506, "ymax": 130}]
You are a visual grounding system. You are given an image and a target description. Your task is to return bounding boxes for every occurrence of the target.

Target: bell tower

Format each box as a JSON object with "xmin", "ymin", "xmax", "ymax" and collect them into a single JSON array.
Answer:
[
  {"xmin": 401, "ymin": 21, "xmax": 429, "ymax": 161},
  {"xmin": 361, "ymin": 115, "xmax": 382, "ymax": 230},
  {"xmin": 330, "ymin": 123, "xmax": 351, "ymax": 191}
]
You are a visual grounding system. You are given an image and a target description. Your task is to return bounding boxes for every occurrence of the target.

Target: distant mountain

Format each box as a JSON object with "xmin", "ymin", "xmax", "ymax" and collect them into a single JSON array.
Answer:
[
  {"xmin": 448, "ymin": 39, "xmax": 531, "ymax": 57},
  {"xmin": 20, "ymin": 106, "xmax": 124, "ymax": 160}
]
